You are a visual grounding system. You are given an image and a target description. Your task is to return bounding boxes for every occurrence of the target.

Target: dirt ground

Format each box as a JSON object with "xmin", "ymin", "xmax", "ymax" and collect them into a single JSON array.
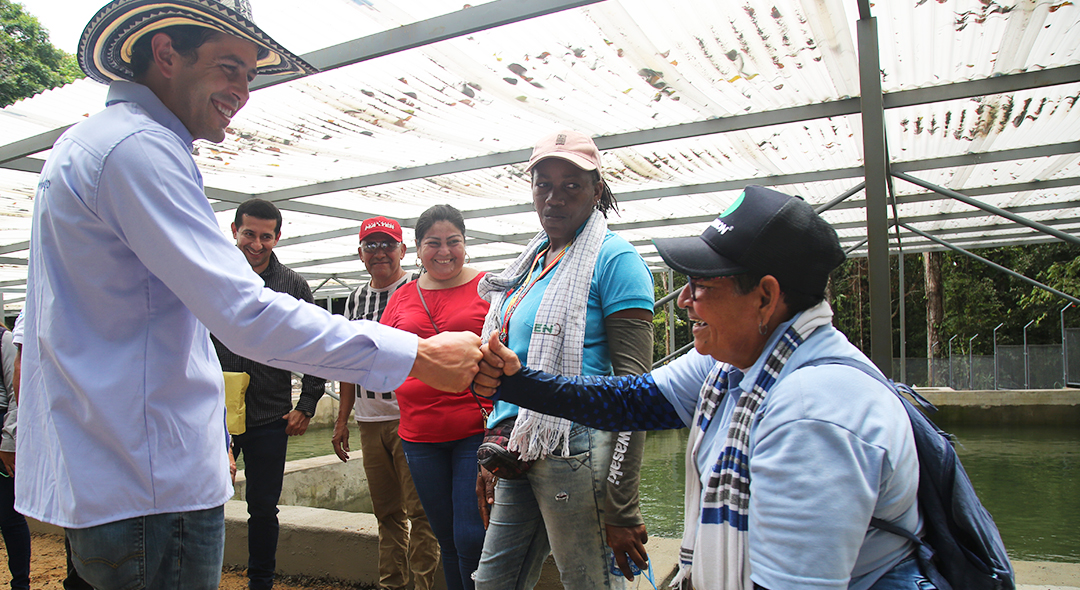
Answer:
[{"xmin": 0, "ymin": 532, "xmax": 374, "ymax": 589}]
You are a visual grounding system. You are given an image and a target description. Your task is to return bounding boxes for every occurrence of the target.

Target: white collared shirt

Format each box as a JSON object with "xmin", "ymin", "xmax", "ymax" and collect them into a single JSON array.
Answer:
[{"xmin": 17, "ymin": 81, "xmax": 417, "ymax": 528}]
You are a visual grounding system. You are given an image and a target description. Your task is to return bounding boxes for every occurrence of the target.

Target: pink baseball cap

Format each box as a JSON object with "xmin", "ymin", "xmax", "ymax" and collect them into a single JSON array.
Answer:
[
  {"xmin": 358, "ymin": 216, "xmax": 403, "ymax": 243},
  {"xmin": 525, "ymin": 130, "xmax": 601, "ymax": 172}
]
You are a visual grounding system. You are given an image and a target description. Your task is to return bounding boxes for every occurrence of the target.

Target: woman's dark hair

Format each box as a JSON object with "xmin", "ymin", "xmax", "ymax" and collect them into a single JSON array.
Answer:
[
  {"xmin": 590, "ymin": 170, "xmax": 618, "ymax": 217},
  {"xmin": 730, "ymin": 272, "xmax": 824, "ymax": 314},
  {"xmin": 414, "ymin": 204, "xmax": 466, "ymax": 242},
  {"xmin": 130, "ymin": 25, "xmax": 269, "ymax": 79}
]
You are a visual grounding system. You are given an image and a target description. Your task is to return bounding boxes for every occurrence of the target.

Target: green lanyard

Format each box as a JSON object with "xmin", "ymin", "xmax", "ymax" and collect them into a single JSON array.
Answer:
[{"xmin": 498, "ymin": 241, "xmax": 570, "ymax": 344}]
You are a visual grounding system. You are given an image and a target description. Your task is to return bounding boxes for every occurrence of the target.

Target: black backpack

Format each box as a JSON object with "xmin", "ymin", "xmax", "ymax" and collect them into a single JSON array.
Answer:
[{"xmin": 796, "ymin": 356, "xmax": 1015, "ymax": 590}]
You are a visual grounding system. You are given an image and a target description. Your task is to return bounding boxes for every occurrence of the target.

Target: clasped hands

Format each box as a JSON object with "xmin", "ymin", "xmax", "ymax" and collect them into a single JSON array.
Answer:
[
  {"xmin": 411, "ymin": 331, "xmax": 522, "ymax": 395},
  {"xmin": 472, "ymin": 333, "xmax": 522, "ymax": 398}
]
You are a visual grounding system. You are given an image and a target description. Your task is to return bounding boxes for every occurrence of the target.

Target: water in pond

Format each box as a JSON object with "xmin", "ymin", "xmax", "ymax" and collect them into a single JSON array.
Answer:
[{"xmin": 261, "ymin": 424, "xmax": 1079, "ymax": 564}]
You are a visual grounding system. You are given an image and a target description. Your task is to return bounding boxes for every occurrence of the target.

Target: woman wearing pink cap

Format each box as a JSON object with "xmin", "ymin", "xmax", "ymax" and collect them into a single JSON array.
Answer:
[{"xmin": 473, "ymin": 130, "xmax": 656, "ymax": 589}]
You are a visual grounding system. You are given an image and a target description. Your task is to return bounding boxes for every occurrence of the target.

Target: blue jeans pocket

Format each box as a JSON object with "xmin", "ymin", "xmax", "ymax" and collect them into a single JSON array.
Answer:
[{"xmin": 67, "ymin": 521, "xmax": 145, "ymax": 590}]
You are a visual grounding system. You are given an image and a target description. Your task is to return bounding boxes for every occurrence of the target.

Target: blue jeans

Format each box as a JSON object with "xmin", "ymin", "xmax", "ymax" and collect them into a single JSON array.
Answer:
[
  {"xmin": 0, "ymin": 464, "xmax": 30, "ymax": 590},
  {"xmin": 64, "ymin": 536, "xmax": 93, "ymax": 590},
  {"xmin": 474, "ymin": 425, "xmax": 623, "ymax": 590},
  {"xmin": 232, "ymin": 418, "xmax": 289, "ymax": 590},
  {"xmin": 66, "ymin": 505, "xmax": 225, "ymax": 590},
  {"xmin": 402, "ymin": 435, "xmax": 486, "ymax": 590},
  {"xmin": 867, "ymin": 556, "xmax": 938, "ymax": 590}
]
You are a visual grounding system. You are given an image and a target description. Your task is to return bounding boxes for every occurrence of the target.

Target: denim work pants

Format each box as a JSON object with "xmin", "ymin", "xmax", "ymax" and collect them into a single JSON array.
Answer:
[
  {"xmin": 0, "ymin": 463, "xmax": 30, "ymax": 590},
  {"xmin": 359, "ymin": 419, "xmax": 439, "ymax": 590},
  {"xmin": 867, "ymin": 556, "xmax": 939, "ymax": 590},
  {"xmin": 66, "ymin": 505, "xmax": 225, "ymax": 590},
  {"xmin": 233, "ymin": 418, "xmax": 289, "ymax": 590},
  {"xmin": 474, "ymin": 425, "xmax": 624, "ymax": 590},
  {"xmin": 64, "ymin": 535, "xmax": 93, "ymax": 590},
  {"xmin": 401, "ymin": 434, "xmax": 486, "ymax": 590}
]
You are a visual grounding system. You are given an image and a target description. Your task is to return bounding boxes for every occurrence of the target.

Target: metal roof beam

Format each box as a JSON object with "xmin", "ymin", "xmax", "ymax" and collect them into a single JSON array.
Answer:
[
  {"xmin": 0, "ymin": 0, "xmax": 605, "ymax": 166},
  {"xmin": 884, "ymin": 64, "xmax": 1080, "ymax": 110},
  {"xmin": 0, "ymin": 242, "xmax": 29, "ymax": 256},
  {"xmin": 853, "ymin": 217, "xmax": 1080, "ymax": 245},
  {"xmin": 899, "ymin": 221, "xmax": 1080, "ymax": 306},
  {"xmin": 249, "ymin": 0, "xmax": 607, "ymax": 91},
  {"xmin": 268, "ymin": 181, "xmax": 1080, "ymax": 256},
  {"xmin": 1, "ymin": 157, "xmax": 45, "ymax": 174},
  {"xmin": 7, "ymin": 67, "xmax": 1079, "ymax": 183},
  {"xmin": 822, "ymin": 175, "xmax": 1080, "ymax": 212},
  {"xmin": 829, "ymin": 198, "xmax": 1080, "ymax": 231},
  {"xmin": 223, "ymin": 68, "xmax": 1080, "ymax": 207},
  {"xmin": 0, "ymin": 127, "xmax": 69, "ymax": 166},
  {"xmin": 892, "ymin": 171, "xmax": 1080, "ymax": 246},
  {"xmin": 892, "ymin": 141, "xmax": 1080, "ymax": 173}
]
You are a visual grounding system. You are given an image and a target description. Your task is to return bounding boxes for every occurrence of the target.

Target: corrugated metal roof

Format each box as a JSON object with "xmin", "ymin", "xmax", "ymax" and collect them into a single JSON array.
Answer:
[{"xmin": 0, "ymin": 0, "xmax": 1078, "ymax": 306}]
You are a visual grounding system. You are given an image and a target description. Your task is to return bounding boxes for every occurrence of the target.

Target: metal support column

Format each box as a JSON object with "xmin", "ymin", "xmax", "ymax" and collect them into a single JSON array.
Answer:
[
  {"xmin": 888, "ymin": 177, "xmax": 906, "ymax": 383},
  {"xmin": 993, "ymin": 322, "xmax": 1004, "ymax": 390},
  {"xmin": 1062, "ymin": 303, "xmax": 1073, "ymax": 387},
  {"xmin": 968, "ymin": 334, "xmax": 978, "ymax": 390},
  {"xmin": 1024, "ymin": 320, "xmax": 1035, "ymax": 389},
  {"xmin": 667, "ymin": 270, "xmax": 676, "ymax": 358},
  {"xmin": 948, "ymin": 335, "xmax": 957, "ymax": 388},
  {"xmin": 858, "ymin": 16, "xmax": 894, "ymax": 376}
]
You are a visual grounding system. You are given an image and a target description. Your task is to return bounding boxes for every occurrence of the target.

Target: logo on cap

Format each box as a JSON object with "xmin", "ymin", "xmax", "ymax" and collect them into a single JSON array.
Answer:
[
  {"xmin": 364, "ymin": 220, "xmax": 396, "ymax": 232},
  {"xmin": 709, "ymin": 190, "xmax": 746, "ymax": 235},
  {"xmin": 555, "ymin": 134, "xmax": 567, "ymax": 145}
]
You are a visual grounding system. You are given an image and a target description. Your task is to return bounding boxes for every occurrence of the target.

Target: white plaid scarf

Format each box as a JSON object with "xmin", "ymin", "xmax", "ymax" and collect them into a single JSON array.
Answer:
[
  {"xmin": 478, "ymin": 210, "xmax": 608, "ymax": 460},
  {"xmin": 672, "ymin": 301, "xmax": 833, "ymax": 590}
]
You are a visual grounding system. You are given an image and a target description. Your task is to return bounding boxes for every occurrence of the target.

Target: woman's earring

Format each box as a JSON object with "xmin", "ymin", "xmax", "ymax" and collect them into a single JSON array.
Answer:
[
  {"xmin": 465, "ymin": 252, "xmax": 472, "ymax": 265},
  {"xmin": 758, "ymin": 320, "xmax": 767, "ymax": 335}
]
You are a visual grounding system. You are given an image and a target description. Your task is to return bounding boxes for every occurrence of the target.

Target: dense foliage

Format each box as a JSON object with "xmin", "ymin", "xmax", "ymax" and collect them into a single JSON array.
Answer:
[
  {"xmin": 1, "ymin": 0, "xmax": 83, "ymax": 107},
  {"xmin": 828, "ymin": 243, "xmax": 1079, "ymax": 357},
  {"xmin": 652, "ymin": 242, "xmax": 1080, "ymax": 364}
]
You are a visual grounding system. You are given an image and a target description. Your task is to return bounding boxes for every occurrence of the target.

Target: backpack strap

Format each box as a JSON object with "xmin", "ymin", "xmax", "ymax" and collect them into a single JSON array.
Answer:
[
  {"xmin": 793, "ymin": 356, "xmax": 939, "ymax": 413},
  {"xmin": 790, "ymin": 356, "xmax": 930, "ymax": 545}
]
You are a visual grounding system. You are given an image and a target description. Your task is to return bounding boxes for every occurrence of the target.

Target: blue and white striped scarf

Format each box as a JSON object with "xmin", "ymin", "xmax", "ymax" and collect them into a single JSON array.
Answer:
[{"xmin": 672, "ymin": 301, "xmax": 833, "ymax": 590}]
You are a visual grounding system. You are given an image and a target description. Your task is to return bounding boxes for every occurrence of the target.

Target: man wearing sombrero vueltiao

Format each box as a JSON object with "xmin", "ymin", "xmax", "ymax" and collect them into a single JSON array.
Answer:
[{"xmin": 16, "ymin": 2, "xmax": 485, "ymax": 589}]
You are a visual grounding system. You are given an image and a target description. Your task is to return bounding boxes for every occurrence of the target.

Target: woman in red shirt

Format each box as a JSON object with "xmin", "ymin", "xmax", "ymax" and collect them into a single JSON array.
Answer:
[{"xmin": 380, "ymin": 204, "xmax": 491, "ymax": 590}]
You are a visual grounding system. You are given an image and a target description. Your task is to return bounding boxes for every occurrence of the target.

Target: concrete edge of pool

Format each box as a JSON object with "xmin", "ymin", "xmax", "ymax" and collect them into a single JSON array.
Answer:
[
  {"xmin": 24, "ymin": 389, "xmax": 1080, "ymax": 588},
  {"xmin": 26, "ymin": 510, "xmax": 1080, "ymax": 590}
]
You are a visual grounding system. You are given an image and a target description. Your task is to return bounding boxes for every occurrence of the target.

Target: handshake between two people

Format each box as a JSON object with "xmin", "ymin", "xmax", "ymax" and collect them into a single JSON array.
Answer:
[
  {"xmin": 407, "ymin": 331, "xmax": 520, "ymax": 395},
  {"xmin": 472, "ymin": 332, "xmax": 522, "ymax": 398}
]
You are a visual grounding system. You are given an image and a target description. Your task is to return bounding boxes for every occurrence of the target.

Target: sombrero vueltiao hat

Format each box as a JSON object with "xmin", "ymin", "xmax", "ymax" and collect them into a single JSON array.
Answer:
[{"xmin": 78, "ymin": 0, "xmax": 317, "ymax": 84}]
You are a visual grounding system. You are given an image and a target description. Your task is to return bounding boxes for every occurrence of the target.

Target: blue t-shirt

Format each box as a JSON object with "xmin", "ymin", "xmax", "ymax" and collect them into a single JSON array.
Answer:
[{"xmin": 487, "ymin": 230, "xmax": 654, "ymax": 427}]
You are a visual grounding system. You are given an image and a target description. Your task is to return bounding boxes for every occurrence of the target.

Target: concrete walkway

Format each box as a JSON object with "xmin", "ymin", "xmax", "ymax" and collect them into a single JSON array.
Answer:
[{"xmin": 26, "ymin": 506, "xmax": 1078, "ymax": 589}]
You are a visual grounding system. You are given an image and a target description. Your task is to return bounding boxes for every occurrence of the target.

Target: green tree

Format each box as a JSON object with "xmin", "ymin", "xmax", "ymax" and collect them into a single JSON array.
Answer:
[
  {"xmin": 0, "ymin": 0, "xmax": 83, "ymax": 107},
  {"xmin": 1018, "ymin": 247, "xmax": 1080, "ymax": 323},
  {"xmin": 652, "ymin": 271, "xmax": 691, "ymax": 365},
  {"xmin": 831, "ymin": 242, "xmax": 1079, "ymax": 359}
]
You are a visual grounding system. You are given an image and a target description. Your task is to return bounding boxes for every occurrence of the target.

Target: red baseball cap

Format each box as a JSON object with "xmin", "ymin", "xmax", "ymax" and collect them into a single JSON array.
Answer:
[{"xmin": 358, "ymin": 217, "xmax": 403, "ymax": 243}]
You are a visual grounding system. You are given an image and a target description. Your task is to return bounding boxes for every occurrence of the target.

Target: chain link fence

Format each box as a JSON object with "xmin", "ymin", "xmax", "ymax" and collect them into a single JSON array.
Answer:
[{"xmin": 894, "ymin": 344, "xmax": 1069, "ymax": 389}]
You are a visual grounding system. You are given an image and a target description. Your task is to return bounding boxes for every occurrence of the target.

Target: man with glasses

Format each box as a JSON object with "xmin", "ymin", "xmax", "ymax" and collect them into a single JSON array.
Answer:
[
  {"xmin": 333, "ymin": 217, "xmax": 439, "ymax": 590},
  {"xmin": 212, "ymin": 198, "xmax": 328, "ymax": 590}
]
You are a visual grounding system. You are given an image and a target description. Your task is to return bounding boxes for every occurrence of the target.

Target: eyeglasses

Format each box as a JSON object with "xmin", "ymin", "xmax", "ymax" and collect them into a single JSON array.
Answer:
[
  {"xmin": 686, "ymin": 275, "xmax": 719, "ymax": 301},
  {"xmin": 361, "ymin": 241, "xmax": 400, "ymax": 253}
]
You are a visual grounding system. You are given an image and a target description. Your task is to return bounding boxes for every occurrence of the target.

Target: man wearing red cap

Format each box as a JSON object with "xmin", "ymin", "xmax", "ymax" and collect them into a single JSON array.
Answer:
[{"xmin": 333, "ymin": 217, "xmax": 439, "ymax": 590}]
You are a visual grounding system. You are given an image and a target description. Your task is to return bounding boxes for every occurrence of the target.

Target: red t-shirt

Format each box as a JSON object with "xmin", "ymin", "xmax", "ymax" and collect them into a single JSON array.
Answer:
[{"xmin": 379, "ymin": 272, "xmax": 492, "ymax": 443}]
